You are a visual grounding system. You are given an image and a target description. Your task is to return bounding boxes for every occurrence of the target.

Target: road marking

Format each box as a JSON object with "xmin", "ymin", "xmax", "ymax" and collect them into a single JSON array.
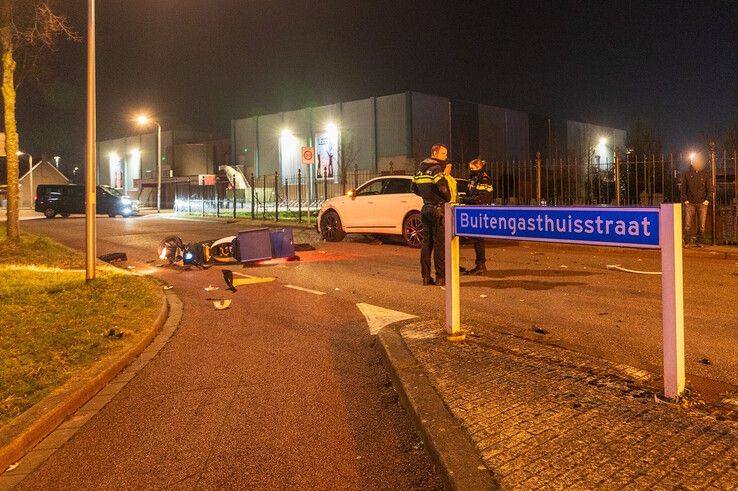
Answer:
[
  {"xmin": 356, "ymin": 303, "xmax": 417, "ymax": 335},
  {"xmin": 284, "ymin": 285, "xmax": 326, "ymax": 295}
]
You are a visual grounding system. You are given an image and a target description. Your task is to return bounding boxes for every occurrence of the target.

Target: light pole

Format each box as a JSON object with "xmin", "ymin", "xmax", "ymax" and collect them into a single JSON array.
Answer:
[
  {"xmin": 85, "ymin": 0, "xmax": 97, "ymax": 281},
  {"xmin": 135, "ymin": 114, "xmax": 162, "ymax": 212}
]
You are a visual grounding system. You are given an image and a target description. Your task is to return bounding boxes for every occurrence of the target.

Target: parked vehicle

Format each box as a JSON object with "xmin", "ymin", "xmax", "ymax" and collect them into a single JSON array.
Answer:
[
  {"xmin": 317, "ymin": 176, "xmax": 426, "ymax": 247},
  {"xmin": 35, "ymin": 184, "xmax": 140, "ymax": 218}
]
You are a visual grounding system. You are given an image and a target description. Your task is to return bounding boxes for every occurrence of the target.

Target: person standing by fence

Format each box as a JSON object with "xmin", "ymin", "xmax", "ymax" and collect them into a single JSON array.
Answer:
[
  {"xmin": 411, "ymin": 144, "xmax": 451, "ymax": 286},
  {"xmin": 680, "ymin": 153, "xmax": 713, "ymax": 247}
]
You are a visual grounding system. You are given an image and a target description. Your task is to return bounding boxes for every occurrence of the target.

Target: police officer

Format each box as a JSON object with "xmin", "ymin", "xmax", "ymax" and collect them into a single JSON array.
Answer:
[
  {"xmin": 411, "ymin": 144, "xmax": 451, "ymax": 286},
  {"xmin": 460, "ymin": 158, "xmax": 493, "ymax": 275}
]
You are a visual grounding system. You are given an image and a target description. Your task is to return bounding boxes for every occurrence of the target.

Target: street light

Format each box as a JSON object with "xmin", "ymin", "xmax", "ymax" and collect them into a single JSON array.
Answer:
[
  {"xmin": 85, "ymin": 0, "xmax": 97, "ymax": 281},
  {"xmin": 17, "ymin": 151, "xmax": 33, "ymax": 209},
  {"xmin": 135, "ymin": 114, "xmax": 162, "ymax": 212}
]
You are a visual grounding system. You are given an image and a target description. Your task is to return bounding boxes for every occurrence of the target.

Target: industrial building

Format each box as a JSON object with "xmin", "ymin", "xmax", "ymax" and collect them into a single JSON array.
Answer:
[
  {"xmin": 230, "ymin": 91, "xmax": 626, "ymax": 180},
  {"xmin": 95, "ymin": 130, "xmax": 229, "ymax": 204}
]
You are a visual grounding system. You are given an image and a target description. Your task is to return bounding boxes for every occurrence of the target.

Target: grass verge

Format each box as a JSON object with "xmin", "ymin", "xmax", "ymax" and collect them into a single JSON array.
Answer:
[{"xmin": 0, "ymin": 229, "xmax": 161, "ymax": 426}]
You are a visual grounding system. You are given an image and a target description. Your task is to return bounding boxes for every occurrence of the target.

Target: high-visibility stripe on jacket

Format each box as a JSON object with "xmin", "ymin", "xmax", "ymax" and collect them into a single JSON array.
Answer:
[{"xmin": 411, "ymin": 159, "xmax": 451, "ymax": 205}]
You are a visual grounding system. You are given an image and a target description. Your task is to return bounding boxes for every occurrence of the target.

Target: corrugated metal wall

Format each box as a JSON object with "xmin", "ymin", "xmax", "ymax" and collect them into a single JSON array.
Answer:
[
  {"xmin": 411, "ymin": 92, "xmax": 450, "ymax": 162},
  {"xmin": 478, "ymin": 105, "xmax": 530, "ymax": 162},
  {"xmin": 341, "ymin": 98, "xmax": 375, "ymax": 170},
  {"xmin": 256, "ymin": 113, "xmax": 282, "ymax": 176}
]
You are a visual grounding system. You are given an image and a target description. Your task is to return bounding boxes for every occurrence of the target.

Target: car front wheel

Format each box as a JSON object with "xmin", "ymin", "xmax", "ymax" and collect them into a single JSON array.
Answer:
[
  {"xmin": 403, "ymin": 212, "xmax": 424, "ymax": 248},
  {"xmin": 320, "ymin": 210, "xmax": 346, "ymax": 242}
]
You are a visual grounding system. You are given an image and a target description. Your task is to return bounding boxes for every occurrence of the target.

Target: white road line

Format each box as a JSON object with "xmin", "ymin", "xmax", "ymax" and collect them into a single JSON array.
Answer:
[
  {"xmin": 284, "ymin": 284, "xmax": 327, "ymax": 296},
  {"xmin": 356, "ymin": 303, "xmax": 417, "ymax": 335}
]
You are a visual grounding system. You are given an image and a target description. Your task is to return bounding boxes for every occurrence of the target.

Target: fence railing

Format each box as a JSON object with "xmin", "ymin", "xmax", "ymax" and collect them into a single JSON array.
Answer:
[{"xmin": 172, "ymin": 152, "xmax": 738, "ymax": 243}]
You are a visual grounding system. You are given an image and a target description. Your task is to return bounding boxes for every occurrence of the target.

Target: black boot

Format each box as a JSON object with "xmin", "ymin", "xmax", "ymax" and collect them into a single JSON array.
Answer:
[
  {"xmin": 466, "ymin": 263, "xmax": 487, "ymax": 276},
  {"xmin": 422, "ymin": 277, "xmax": 435, "ymax": 286}
]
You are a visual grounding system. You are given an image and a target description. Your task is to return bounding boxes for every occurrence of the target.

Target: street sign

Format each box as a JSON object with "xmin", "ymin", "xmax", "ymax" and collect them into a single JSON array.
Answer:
[
  {"xmin": 445, "ymin": 203, "xmax": 685, "ymax": 399},
  {"xmin": 301, "ymin": 146, "xmax": 315, "ymax": 165},
  {"xmin": 454, "ymin": 206, "xmax": 661, "ymax": 248}
]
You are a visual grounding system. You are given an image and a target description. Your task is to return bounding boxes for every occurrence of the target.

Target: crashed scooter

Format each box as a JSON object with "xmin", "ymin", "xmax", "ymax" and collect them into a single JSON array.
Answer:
[{"xmin": 158, "ymin": 228, "xmax": 298, "ymax": 269}]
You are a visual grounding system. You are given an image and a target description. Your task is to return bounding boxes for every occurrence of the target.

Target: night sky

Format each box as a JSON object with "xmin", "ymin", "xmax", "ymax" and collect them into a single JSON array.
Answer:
[{"xmin": 14, "ymin": 0, "xmax": 738, "ymax": 172}]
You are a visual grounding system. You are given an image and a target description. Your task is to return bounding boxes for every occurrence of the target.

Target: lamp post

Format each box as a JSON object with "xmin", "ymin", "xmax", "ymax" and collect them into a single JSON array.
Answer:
[
  {"xmin": 85, "ymin": 0, "xmax": 97, "ymax": 281},
  {"xmin": 135, "ymin": 115, "xmax": 162, "ymax": 212},
  {"xmin": 17, "ymin": 151, "xmax": 33, "ymax": 208}
]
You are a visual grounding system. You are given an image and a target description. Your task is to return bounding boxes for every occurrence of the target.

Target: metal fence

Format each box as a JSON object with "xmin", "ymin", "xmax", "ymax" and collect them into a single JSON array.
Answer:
[{"xmin": 173, "ymin": 151, "xmax": 738, "ymax": 243}]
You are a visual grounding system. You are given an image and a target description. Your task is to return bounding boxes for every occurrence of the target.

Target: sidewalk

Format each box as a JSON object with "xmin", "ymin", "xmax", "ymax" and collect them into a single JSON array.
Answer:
[{"xmin": 396, "ymin": 321, "xmax": 738, "ymax": 490}]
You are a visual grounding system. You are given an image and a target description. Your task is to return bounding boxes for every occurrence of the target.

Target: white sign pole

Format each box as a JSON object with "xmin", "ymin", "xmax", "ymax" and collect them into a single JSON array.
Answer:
[
  {"xmin": 445, "ymin": 203, "xmax": 463, "ymax": 340},
  {"xmin": 660, "ymin": 203, "xmax": 685, "ymax": 398}
]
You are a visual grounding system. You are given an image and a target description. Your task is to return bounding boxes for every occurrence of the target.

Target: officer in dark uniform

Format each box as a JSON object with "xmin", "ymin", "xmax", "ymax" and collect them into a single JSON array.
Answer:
[
  {"xmin": 411, "ymin": 144, "xmax": 451, "ymax": 286},
  {"xmin": 460, "ymin": 158, "xmax": 493, "ymax": 275}
]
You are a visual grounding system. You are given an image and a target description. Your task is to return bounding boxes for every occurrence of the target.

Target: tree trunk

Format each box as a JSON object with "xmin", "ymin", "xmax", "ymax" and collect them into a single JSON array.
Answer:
[{"xmin": 1, "ymin": 0, "xmax": 19, "ymax": 242}]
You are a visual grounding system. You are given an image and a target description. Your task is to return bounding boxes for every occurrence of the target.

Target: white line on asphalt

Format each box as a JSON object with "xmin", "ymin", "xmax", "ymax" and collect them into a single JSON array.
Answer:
[
  {"xmin": 232, "ymin": 272, "xmax": 258, "ymax": 278},
  {"xmin": 356, "ymin": 303, "xmax": 417, "ymax": 335},
  {"xmin": 284, "ymin": 285, "xmax": 326, "ymax": 295}
]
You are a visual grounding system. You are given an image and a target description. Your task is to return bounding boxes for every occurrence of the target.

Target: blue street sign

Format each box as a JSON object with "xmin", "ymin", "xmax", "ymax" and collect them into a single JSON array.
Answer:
[{"xmin": 454, "ymin": 206, "xmax": 661, "ymax": 248}]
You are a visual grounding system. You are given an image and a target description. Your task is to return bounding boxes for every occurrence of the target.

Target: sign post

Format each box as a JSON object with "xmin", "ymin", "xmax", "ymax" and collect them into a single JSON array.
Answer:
[
  {"xmin": 446, "ymin": 203, "xmax": 685, "ymax": 398},
  {"xmin": 301, "ymin": 147, "xmax": 315, "ymax": 225},
  {"xmin": 660, "ymin": 203, "xmax": 685, "ymax": 398}
]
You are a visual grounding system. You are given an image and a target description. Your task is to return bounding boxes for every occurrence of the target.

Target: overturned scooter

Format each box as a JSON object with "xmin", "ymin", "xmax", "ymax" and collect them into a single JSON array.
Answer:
[{"xmin": 158, "ymin": 228, "xmax": 298, "ymax": 269}]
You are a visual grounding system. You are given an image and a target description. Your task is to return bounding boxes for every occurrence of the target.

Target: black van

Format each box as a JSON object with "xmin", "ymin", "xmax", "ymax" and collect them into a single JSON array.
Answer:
[{"xmin": 35, "ymin": 184, "xmax": 140, "ymax": 218}]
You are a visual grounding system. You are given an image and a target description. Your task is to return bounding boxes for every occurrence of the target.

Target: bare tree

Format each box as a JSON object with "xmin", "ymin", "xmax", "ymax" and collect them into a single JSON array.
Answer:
[
  {"xmin": 1, "ymin": 1, "xmax": 78, "ymax": 242},
  {"xmin": 338, "ymin": 137, "xmax": 360, "ymax": 194}
]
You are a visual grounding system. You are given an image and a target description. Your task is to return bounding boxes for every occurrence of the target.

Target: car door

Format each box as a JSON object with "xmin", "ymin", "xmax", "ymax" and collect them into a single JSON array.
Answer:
[
  {"xmin": 370, "ymin": 178, "xmax": 416, "ymax": 231},
  {"xmin": 341, "ymin": 178, "xmax": 386, "ymax": 231}
]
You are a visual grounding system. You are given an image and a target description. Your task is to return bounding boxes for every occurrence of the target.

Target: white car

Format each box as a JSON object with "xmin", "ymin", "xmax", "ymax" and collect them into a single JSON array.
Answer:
[{"xmin": 318, "ymin": 176, "xmax": 425, "ymax": 247}]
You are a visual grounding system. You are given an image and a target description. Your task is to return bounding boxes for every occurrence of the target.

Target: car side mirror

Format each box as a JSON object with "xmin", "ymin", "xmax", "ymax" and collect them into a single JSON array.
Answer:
[{"xmin": 347, "ymin": 189, "xmax": 356, "ymax": 200}]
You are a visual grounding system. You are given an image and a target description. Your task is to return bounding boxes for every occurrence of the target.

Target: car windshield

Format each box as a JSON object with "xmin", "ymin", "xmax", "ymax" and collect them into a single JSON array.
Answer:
[{"xmin": 100, "ymin": 186, "xmax": 123, "ymax": 196}]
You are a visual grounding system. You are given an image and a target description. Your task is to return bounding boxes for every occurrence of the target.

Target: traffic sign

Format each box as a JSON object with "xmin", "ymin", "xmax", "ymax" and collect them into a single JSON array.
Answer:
[
  {"xmin": 301, "ymin": 146, "xmax": 315, "ymax": 165},
  {"xmin": 454, "ymin": 206, "xmax": 660, "ymax": 248}
]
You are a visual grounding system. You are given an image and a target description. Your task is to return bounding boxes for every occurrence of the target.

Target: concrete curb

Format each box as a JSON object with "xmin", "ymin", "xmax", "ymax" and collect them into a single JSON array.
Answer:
[
  {"xmin": 0, "ymin": 285, "xmax": 175, "ymax": 473},
  {"xmin": 376, "ymin": 325, "xmax": 499, "ymax": 491}
]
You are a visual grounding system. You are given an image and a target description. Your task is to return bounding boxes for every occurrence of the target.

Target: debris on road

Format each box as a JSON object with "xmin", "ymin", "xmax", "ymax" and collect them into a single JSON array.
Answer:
[
  {"xmin": 699, "ymin": 358, "xmax": 712, "ymax": 365},
  {"xmin": 480, "ymin": 294, "xmax": 488, "ymax": 298},
  {"xmin": 606, "ymin": 264, "xmax": 661, "ymax": 275},
  {"xmin": 162, "ymin": 285, "xmax": 173, "ymax": 290},
  {"xmin": 213, "ymin": 299, "xmax": 231, "ymax": 310},
  {"xmin": 98, "ymin": 252, "xmax": 127, "ymax": 263},
  {"xmin": 533, "ymin": 326, "xmax": 549, "ymax": 335},
  {"xmin": 204, "ymin": 285, "xmax": 219, "ymax": 292}
]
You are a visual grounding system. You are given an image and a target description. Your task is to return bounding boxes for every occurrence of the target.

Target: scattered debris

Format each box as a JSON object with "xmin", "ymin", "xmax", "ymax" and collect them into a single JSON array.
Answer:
[
  {"xmin": 204, "ymin": 285, "xmax": 219, "ymax": 292},
  {"xmin": 560, "ymin": 265, "xmax": 568, "ymax": 268},
  {"xmin": 162, "ymin": 285, "xmax": 173, "ymax": 290},
  {"xmin": 98, "ymin": 252, "xmax": 127, "ymax": 263},
  {"xmin": 223, "ymin": 270, "xmax": 237, "ymax": 292},
  {"xmin": 213, "ymin": 299, "xmax": 231, "ymax": 310},
  {"xmin": 5, "ymin": 462, "xmax": 20, "ymax": 472},
  {"xmin": 105, "ymin": 328, "xmax": 124, "ymax": 339},
  {"xmin": 335, "ymin": 288, "xmax": 341, "ymax": 291},
  {"xmin": 598, "ymin": 312, "xmax": 609, "ymax": 316},
  {"xmin": 126, "ymin": 265, "xmax": 136, "ymax": 270},
  {"xmin": 533, "ymin": 326, "xmax": 549, "ymax": 335},
  {"xmin": 699, "ymin": 358, "xmax": 711, "ymax": 366},
  {"xmin": 606, "ymin": 264, "xmax": 661, "ymax": 275},
  {"xmin": 479, "ymin": 294, "xmax": 488, "ymax": 298}
]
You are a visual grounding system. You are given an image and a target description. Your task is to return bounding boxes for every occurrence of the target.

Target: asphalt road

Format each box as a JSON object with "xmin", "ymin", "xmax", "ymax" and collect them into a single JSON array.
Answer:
[{"xmin": 13, "ymin": 211, "xmax": 738, "ymax": 486}]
